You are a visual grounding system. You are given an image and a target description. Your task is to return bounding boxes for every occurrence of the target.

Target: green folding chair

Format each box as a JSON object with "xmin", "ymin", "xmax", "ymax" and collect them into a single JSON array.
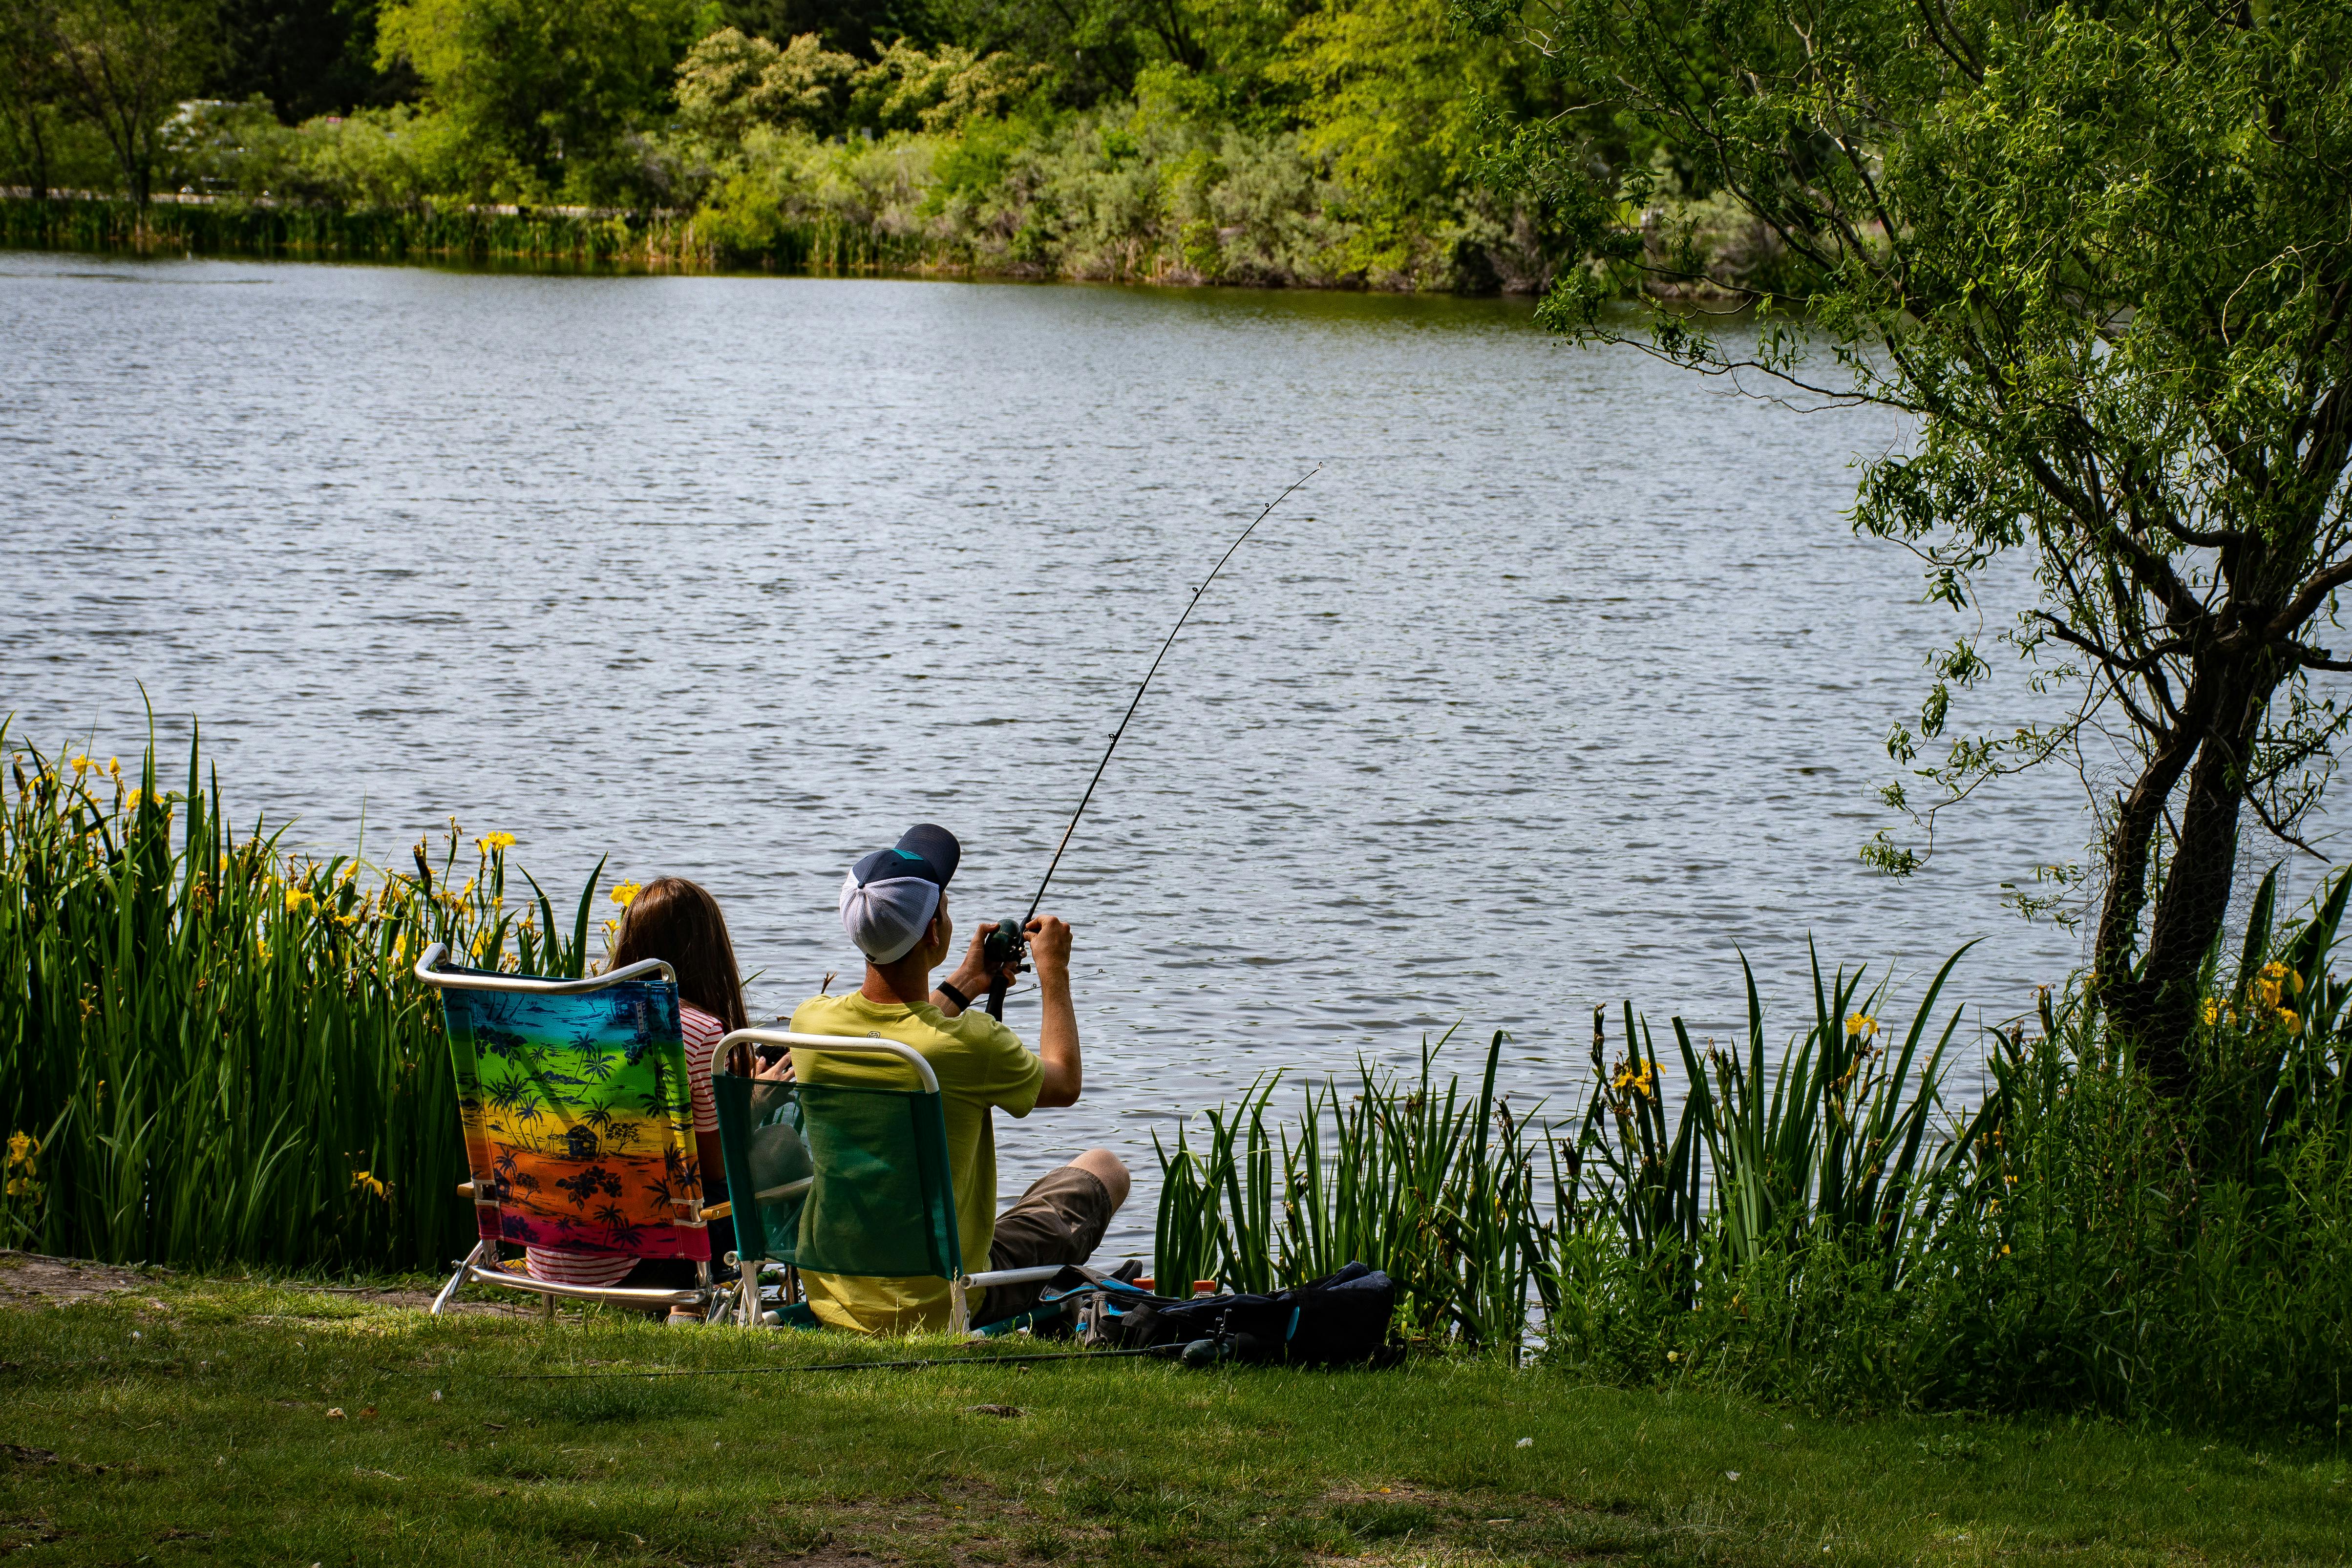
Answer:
[{"xmin": 707, "ymin": 1029, "xmax": 1061, "ymax": 1334}]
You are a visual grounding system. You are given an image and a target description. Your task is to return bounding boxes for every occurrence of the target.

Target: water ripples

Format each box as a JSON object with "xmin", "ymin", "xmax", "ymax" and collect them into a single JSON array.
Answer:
[{"xmin": 3, "ymin": 255, "xmax": 2114, "ymax": 1257}]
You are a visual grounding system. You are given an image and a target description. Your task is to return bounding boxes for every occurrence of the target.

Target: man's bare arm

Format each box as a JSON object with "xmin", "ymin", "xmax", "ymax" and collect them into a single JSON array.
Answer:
[{"xmin": 1027, "ymin": 915, "xmax": 1081, "ymax": 1107}]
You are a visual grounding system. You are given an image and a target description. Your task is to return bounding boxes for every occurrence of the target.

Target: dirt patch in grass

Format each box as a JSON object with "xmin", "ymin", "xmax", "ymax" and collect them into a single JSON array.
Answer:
[
  {"xmin": 266, "ymin": 1282, "xmax": 532, "ymax": 1316},
  {"xmin": 0, "ymin": 1252, "xmax": 554, "ymax": 1319},
  {"xmin": 0, "ymin": 1250, "xmax": 152, "ymax": 1308}
]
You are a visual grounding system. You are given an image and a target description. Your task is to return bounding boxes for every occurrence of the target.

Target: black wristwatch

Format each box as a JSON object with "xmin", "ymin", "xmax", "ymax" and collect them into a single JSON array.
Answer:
[{"xmin": 937, "ymin": 979, "xmax": 971, "ymax": 1012}]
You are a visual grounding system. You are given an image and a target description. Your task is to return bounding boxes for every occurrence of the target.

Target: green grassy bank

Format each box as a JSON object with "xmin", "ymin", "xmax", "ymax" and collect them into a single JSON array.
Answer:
[{"xmin": 2, "ymin": 1265, "xmax": 2348, "ymax": 1567}]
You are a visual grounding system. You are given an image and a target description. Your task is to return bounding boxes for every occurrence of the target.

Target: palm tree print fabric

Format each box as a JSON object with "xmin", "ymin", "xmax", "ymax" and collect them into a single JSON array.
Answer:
[{"xmin": 442, "ymin": 980, "xmax": 710, "ymax": 1261}]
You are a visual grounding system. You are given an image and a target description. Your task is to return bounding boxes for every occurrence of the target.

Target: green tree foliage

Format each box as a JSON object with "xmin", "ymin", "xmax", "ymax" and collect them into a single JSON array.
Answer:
[
  {"xmin": 677, "ymin": 24, "xmax": 1042, "ymax": 142},
  {"xmin": 926, "ymin": 0, "xmax": 1312, "ymax": 106},
  {"xmin": 718, "ymin": 0, "xmax": 929, "ymax": 57},
  {"xmin": 1478, "ymin": 0, "xmax": 2352, "ymax": 1097},
  {"xmin": 1271, "ymin": 0, "xmax": 1545, "ymax": 279},
  {"xmin": 0, "ymin": 0, "xmax": 72, "ymax": 197},
  {"xmin": 212, "ymin": 0, "xmax": 403, "ymax": 122},
  {"xmin": 11, "ymin": 0, "xmax": 1605, "ymax": 300},
  {"xmin": 156, "ymin": 95, "xmax": 445, "ymax": 202},
  {"xmin": 374, "ymin": 0, "xmax": 700, "ymax": 195},
  {"xmin": 31, "ymin": 0, "xmax": 216, "ymax": 203}
]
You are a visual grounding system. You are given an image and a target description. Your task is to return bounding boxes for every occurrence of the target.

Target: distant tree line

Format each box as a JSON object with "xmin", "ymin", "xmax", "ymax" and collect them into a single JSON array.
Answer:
[{"xmin": 0, "ymin": 0, "xmax": 1716, "ymax": 290}]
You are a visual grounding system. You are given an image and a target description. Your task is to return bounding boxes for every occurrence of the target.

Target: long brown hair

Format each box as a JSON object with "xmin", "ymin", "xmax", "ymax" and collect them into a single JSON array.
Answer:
[{"xmin": 608, "ymin": 877, "xmax": 749, "ymax": 1032}]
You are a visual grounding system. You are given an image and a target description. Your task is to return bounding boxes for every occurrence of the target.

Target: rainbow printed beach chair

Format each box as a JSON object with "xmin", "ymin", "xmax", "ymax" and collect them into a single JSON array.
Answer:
[
  {"xmin": 707, "ymin": 1028, "xmax": 1060, "ymax": 1334},
  {"xmin": 414, "ymin": 944, "xmax": 717, "ymax": 1320}
]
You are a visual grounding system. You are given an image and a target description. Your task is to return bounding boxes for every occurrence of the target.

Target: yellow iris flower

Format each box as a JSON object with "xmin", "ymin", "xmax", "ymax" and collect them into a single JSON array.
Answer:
[{"xmin": 1610, "ymin": 1063, "xmax": 1655, "ymax": 1097}]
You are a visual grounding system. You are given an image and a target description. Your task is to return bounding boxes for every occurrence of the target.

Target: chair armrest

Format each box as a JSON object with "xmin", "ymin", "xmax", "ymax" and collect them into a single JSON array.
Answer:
[
  {"xmin": 717, "ymin": 1028, "xmax": 940, "ymax": 1094},
  {"xmin": 705, "ymin": 1178, "xmax": 808, "ymax": 1226},
  {"xmin": 414, "ymin": 943, "xmax": 677, "ymax": 993}
]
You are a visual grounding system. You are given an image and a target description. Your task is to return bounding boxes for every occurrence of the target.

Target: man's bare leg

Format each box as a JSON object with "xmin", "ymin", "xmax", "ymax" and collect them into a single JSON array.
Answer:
[{"xmin": 1071, "ymin": 1147, "xmax": 1130, "ymax": 1210}]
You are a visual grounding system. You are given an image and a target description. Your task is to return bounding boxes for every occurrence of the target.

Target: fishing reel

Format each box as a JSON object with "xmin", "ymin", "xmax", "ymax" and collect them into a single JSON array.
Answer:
[{"xmin": 981, "ymin": 916, "xmax": 1026, "ymax": 1018}]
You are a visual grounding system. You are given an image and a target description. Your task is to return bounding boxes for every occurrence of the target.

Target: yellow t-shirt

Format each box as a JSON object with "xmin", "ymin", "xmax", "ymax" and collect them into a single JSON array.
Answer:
[{"xmin": 786, "ymin": 990, "xmax": 1044, "ymax": 1333}]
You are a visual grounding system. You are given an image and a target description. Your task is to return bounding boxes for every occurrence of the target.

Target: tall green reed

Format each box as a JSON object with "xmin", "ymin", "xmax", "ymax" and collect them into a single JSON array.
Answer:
[
  {"xmin": 1154, "ymin": 1029, "xmax": 1561, "ymax": 1352},
  {"xmin": 1547, "ymin": 873, "xmax": 2352, "ymax": 1435},
  {"xmin": 1565, "ymin": 943, "xmax": 1978, "ymax": 1278},
  {"xmin": 1541, "ymin": 944, "xmax": 1984, "ymax": 1387},
  {"xmin": 0, "ymin": 725, "xmax": 602, "ymax": 1271}
]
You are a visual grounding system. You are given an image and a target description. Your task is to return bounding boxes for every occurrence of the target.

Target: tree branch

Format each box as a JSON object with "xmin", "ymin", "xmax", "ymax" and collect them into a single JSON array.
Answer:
[{"xmin": 2266, "ymin": 555, "xmax": 2352, "ymax": 641}]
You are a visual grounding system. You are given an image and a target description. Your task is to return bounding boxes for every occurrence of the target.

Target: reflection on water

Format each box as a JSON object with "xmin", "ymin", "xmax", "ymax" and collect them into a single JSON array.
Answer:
[{"xmin": 4, "ymin": 254, "xmax": 2106, "ymax": 1258}]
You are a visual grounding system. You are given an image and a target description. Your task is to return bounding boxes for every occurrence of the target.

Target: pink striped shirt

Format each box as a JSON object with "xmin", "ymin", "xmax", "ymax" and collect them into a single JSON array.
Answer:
[{"xmin": 523, "ymin": 1001, "xmax": 723, "ymax": 1288}]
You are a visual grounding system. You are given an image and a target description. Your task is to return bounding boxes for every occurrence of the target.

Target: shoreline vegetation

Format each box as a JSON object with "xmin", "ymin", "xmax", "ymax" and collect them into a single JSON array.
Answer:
[
  {"xmin": 2, "ymin": 189, "xmax": 754, "ymax": 273},
  {"xmin": 6, "ymin": 729, "xmax": 2349, "ymax": 1443},
  {"xmin": 0, "ymin": 0, "xmax": 1790, "ymax": 292},
  {"xmin": 0, "ymin": 183, "xmax": 1779, "ymax": 290}
]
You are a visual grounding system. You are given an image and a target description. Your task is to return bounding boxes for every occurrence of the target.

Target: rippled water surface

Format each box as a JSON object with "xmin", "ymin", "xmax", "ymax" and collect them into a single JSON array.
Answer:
[{"xmin": 6, "ymin": 253, "xmax": 2103, "ymax": 1256}]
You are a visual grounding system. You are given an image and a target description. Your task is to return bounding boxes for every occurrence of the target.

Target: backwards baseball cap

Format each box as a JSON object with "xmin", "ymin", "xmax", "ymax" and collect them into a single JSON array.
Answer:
[{"xmin": 839, "ymin": 824, "xmax": 963, "ymax": 963}]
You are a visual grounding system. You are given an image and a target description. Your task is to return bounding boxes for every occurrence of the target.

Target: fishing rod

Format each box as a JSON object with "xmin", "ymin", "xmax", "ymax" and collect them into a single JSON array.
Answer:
[{"xmin": 982, "ymin": 465, "xmax": 1322, "ymax": 1017}]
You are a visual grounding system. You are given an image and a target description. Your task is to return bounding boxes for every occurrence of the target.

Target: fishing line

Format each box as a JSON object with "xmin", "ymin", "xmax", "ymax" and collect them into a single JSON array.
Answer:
[{"xmin": 497, "ymin": 1346, "xmax": 1176, "ymax": 1380}]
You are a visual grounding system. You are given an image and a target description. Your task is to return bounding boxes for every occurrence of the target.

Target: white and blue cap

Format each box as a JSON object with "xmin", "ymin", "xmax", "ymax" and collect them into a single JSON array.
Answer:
[{"xmin": 839, "ymin": 824, "xmax": 962, "ymax": 964}]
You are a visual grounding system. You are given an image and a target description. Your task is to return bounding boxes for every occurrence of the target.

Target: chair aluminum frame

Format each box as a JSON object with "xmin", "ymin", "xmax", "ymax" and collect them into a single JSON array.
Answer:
[
  {"xmin": 415, "ymin": 943, "xmax": 716, "ymax": 1321},
  {"xmin": 714, "ymin": 1028, "xmax": 1062, "ymax": 1335},
  {"xmin": 413, "ymin": 942, "xmax": 678, "ymax": 994}
]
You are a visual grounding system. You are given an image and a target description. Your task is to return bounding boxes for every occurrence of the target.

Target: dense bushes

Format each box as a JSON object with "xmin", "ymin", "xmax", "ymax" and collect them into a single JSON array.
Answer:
[{"xmin": 691, "ymin": 92, "xmax": 1358, "ymax": 284}]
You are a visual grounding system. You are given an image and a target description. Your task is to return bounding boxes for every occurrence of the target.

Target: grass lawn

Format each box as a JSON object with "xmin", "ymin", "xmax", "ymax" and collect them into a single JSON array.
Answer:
[{"xmin": 0, "ymin": 1258, "xmax": 2346, "ymax": 1566}]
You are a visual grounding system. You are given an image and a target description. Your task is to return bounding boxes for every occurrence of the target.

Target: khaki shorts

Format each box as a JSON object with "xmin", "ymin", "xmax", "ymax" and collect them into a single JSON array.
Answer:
[{"xmin": 982, "ymin": 1163, "xmax": 1117, "ymax": 1320}]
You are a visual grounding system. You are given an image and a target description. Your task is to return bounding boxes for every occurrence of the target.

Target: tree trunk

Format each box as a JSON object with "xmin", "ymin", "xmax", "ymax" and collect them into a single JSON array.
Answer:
[
  {"xmin": 124, "ymin": 116, "xmax": 149, "ymax": 207},
  {"xmin": 24, "ymin": 107, "xmax": 49, "ymax": 201},
  {"xmin": 2098, "ymin": 657, "xmax": 2277, "ymax": 1095},
  {"xmin": 2091, "ymin": 717, "xmax": 2201, "ymax": 997}
]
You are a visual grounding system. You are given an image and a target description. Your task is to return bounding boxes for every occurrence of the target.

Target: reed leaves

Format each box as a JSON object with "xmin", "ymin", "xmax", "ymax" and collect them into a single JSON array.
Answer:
[
  {"xmin": 0, "ymin": 725, "xmax": 596, "ymax": 1271},
  {"xmin": 1152, "ymin": 912, "xmax": 2352, "ymax": 1434},
  {"xmin": 1154, "ymin": 1028, "xmax": 1553, "ymax": 1351}
]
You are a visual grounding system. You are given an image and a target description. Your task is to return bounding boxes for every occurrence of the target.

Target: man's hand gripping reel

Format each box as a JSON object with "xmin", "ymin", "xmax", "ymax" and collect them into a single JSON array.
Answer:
[{"xmin": 981, "ymin": 917, "xmax": 1026, "ymax": 1019}]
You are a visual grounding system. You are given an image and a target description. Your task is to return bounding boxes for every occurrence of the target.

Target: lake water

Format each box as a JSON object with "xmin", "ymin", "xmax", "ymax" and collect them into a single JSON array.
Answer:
[{"xmin": 5, "ymin": 253, "xmax": 2127, "ymax": 1259}]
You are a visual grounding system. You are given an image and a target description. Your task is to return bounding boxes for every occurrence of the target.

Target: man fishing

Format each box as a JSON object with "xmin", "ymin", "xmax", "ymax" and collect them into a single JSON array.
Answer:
[{"xmin": 787, "ymin": 823, "xmax": 1131, "ymax": 1335}]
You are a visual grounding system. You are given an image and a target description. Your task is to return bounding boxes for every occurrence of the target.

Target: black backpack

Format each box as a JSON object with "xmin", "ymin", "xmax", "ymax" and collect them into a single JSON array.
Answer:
[{"xmin": 1107, "ymin": 1262, "xmax": 1403, "ymax": 1367}]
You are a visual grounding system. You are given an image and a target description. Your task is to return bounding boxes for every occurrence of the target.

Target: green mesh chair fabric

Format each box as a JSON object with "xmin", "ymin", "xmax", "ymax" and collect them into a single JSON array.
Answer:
[
  {"xmin": 711, "ymin": 1069, "xmax": 962, "ymax": 1282},
  {"xmin": 709, "ymin": 1071, "xmax": 808, "ymax": 1266}
]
